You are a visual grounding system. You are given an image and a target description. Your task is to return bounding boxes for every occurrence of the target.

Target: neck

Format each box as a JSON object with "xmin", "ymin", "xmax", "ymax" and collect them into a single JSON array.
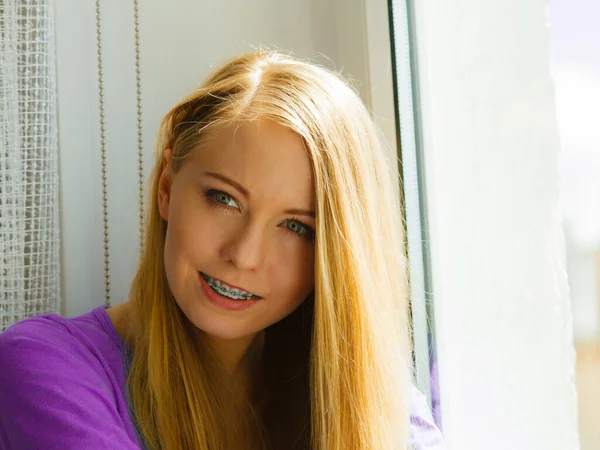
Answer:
[
  {"xmin": 108, "ymin": 302, "xmax": 265, "ymax": 379},
  {"xmin": 207, "ymin": 331, "xmax": 265, "ymax": 376}
]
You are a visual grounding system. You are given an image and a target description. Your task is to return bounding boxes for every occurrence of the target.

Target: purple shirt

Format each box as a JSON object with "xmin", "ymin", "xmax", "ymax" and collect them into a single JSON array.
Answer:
[{"xmin": 0, "ymin": 307, "xmax": 446, "ymax": 449}]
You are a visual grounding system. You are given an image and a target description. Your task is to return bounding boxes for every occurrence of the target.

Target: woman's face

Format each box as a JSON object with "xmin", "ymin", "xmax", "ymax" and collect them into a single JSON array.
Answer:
[{"xmin": 158, "ymin": 119, "xmax": 315, "ymax": 342}]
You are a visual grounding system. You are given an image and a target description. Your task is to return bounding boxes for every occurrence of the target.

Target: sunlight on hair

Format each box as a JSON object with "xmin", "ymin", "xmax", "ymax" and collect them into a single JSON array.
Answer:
[{"xmin": 125, "ymin": 49, "xmax": 411, "ymax": 450}]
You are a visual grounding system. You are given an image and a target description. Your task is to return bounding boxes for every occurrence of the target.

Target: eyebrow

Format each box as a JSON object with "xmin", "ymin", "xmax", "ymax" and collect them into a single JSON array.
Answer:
[{"xmin": 203, "ymin": 171, "xmax": 316, "ymax": 218}]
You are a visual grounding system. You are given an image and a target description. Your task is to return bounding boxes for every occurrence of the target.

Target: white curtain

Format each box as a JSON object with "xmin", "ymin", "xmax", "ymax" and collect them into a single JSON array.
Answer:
[{"xmin": 0, "ymin": 0, "xmax": 60, "ymax": 330}]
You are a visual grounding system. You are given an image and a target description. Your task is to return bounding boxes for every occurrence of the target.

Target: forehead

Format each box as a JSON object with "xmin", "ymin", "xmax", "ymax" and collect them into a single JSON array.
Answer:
[{"xmin": 187, "ymin": 119, "xmax": 315, "ymax": 207}]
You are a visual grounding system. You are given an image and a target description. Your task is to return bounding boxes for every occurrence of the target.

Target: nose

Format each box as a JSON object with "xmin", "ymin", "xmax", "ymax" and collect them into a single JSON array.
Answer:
[{"xmin": 220, "ymin": 219, "xmax": 267, "ymax": 271}]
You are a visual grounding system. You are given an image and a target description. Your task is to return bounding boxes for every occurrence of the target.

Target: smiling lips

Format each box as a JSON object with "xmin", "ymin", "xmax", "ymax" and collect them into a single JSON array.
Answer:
[{"xmin": 199, "ymin": 272, "xmax": 261, "ymax": 300}]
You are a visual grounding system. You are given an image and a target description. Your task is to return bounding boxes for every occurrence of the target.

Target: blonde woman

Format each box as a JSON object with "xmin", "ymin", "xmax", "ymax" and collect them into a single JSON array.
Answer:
[{"xmin": 0, "ymin": 51, "xmax": 445, "ymax": 449}]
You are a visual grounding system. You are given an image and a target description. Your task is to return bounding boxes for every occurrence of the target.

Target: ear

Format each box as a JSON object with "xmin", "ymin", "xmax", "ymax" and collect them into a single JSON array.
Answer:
[{"xmin": 158, "ymin": 148, "xmax": 173, "ymax": 222}]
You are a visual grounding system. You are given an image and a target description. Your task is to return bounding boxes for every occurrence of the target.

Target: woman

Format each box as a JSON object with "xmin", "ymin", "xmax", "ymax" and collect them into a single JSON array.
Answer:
[{"xmin": 0, "ymin": 50, "xmax": 445, "ymax": 449}]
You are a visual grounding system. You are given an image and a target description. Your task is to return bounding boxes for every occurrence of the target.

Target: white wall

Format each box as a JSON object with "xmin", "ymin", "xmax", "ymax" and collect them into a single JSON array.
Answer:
[
  {"xmin": 409, "ymin": 0, "xmax": 580, "ymax": 448},
  {"xmin": 54, "ymin": 0, "xmax": 395, "ymax": 317}
]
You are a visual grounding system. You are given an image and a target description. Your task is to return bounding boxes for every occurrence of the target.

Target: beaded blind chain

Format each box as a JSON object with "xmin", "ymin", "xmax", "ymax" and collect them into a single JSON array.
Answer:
[
  {"xmin": 95, "ymin": 0, "xmax": 110, "ymax": 306},
  {"xmin": 95, "ymin": 0, "xmax": 145, "ymax": 307},
  {"xmin": 133, "ymin": 0, "xmax": 145, "ymax": 254}
]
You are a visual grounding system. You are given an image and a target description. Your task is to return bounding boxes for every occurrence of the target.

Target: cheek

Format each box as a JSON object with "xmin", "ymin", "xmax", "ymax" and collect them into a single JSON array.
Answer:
[
  {"xmin": 269, "ymin": 245, "xmax": 315, "ymax": 299},
  {"xmin": 163, "ymin": 195, "xmax": 216, "ymax": 268}
]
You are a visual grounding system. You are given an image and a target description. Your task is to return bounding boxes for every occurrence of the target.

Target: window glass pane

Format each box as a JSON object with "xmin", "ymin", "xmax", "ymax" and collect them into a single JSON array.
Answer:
[{"xmin": 549, "ymin": 1, "xmax": 600, "ymax": 448}]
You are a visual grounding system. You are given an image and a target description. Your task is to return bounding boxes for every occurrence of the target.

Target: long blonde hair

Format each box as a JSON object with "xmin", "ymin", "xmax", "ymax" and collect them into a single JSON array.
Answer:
[{"xmin": 126, "ymin": 50, "xmax": 411, "ymax": 449}]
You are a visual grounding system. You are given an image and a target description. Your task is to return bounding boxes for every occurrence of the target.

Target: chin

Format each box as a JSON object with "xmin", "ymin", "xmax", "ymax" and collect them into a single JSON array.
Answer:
[
  {"xmin": 184, "ymin": 306, "xmax": 258, "ymax": 341},
  {"xmin": 206, "ymin": 327, "xmax": 255, "ymax": 341}
]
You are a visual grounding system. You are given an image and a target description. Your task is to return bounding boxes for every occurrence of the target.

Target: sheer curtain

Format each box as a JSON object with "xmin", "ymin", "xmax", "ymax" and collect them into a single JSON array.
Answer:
[{"xmin": 0, "ymin": 0, "xmax": 60, "ymax": 330}]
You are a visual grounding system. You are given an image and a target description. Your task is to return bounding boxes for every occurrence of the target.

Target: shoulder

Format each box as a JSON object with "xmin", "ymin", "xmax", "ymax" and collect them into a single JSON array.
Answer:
[
  {"xmin": 0, "ymin": 309, "xmax": 122, "ymax": 379},
  {"xmin": 2, "ymin": 311, "xmax": 86, "ymax": 350},
  {"xmin": 0, "ymin": 313, "xmax": 93, "ymax": 376},
  {"xmin": 0, "ymin": 311, "xmax": 139, "ymax": 449},
  {"xmin": 0, "ymin": 311, "xmax": 118, "ymax": 418},
  {"xmin": 409, "ymin": 385, "xmax": 447, "ymax": 450}
]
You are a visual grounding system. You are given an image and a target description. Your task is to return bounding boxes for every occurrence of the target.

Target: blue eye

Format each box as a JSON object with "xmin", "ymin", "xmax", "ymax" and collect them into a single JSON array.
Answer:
[
  {"xmin": 206, "ymin": 190, "xmax": 239, "ymax": 209},
  {"xmin": 284, "ymin": 219, "xmax": 314, "ymax": 239}
]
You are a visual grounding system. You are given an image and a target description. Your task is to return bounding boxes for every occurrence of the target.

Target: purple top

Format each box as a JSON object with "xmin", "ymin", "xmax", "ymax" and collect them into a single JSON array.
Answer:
[{"xmin": 0, "ymin": 307, "xmax": 446, "ymax": 449}]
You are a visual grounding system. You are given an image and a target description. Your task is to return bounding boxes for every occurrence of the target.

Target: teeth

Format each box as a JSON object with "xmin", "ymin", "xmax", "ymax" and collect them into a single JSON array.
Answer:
[{"xmin": 203, "ymin": 273, "xmax": 257, "ymax": 300}]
